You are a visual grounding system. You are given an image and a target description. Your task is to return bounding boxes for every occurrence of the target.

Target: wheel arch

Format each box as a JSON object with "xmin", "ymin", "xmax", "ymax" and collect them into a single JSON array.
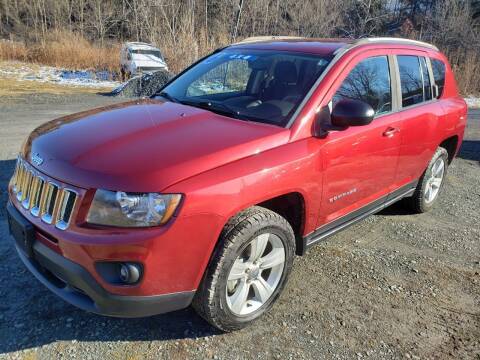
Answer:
[
  {"xmin": 439, "ymin": 135, "xmax": 459, "ymax": 164},
  {"xmin": 208, "ymin": 191, "xmax": 308, "ymax": 263},
  {"xmin": 256, "ymin": 192, "xmax": 306, "ymax": 256}
]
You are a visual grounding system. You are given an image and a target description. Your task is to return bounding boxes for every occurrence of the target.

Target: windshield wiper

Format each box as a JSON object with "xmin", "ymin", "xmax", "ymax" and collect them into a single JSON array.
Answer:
[
  {"xmin": 156, "ymin": 91, "xmax": 179, "ymax": 103},
  {"xmin": 180, "ymin": 100, "xmax": 242, "ymax": 119}
]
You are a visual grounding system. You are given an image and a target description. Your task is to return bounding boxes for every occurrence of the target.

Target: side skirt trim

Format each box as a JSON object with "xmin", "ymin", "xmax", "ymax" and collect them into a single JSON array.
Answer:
[{"xmin": 302, "ymin": 181, "xmax": 417, "ymax": 253}]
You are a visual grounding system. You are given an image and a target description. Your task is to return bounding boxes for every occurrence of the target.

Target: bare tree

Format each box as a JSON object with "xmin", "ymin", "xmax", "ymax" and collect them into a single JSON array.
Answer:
[{"xmin": 0, "ymin": 0, "xmax": 478, "ymax": 93}]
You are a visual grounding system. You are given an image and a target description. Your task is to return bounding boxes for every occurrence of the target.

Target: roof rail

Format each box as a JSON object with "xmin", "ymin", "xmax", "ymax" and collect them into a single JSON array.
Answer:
[
  {"xmin": 233, "ymin": 36, "xmax": 303, "ymax": 45},
  {"xmin": 353, "ymin": 37, "xmax": 438, "ymax": 51}
]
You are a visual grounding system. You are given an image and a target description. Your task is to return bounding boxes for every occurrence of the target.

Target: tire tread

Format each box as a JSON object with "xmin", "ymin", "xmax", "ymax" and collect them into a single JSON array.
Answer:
[
  {"xmin": 405, "ymin": 147, "xmax": 448, "ymax": 213},
  {"xmin": 192, "ymin": 206, "xmax": 294, "ymax": 331}
]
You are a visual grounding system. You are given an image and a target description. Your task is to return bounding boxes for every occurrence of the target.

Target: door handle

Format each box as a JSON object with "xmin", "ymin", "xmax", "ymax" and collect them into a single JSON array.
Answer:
[{"xmin": 383, "ymin": 127, "xmax": 400, "ymax": 138}]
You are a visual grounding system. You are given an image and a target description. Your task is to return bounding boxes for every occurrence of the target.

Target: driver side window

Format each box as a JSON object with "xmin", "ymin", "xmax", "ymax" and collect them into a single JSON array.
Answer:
[
  {"xmin": 333, "ymin": 56, "xmax": 392, "ymax": 115},
  {"xmin": 186, "ymin": 58, "xmax": 252, "ymax": 97}
]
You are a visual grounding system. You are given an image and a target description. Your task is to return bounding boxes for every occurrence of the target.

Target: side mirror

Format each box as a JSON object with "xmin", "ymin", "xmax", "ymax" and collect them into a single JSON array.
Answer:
[{"xmin": 331, "ymin": 99, "xmax": 375, "ymax": 128}]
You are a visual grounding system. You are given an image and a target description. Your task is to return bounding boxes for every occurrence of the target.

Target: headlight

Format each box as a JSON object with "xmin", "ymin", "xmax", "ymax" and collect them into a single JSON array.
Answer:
[{"xmin": 86, "ymin": 190, "xmax": 182, "ymax": 227}]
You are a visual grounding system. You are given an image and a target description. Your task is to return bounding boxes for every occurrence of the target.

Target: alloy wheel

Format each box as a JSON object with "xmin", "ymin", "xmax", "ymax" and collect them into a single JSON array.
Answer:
[
  {"xmin": 424, "ymin": 157, "xmax": 445, "ymax": 203},
  {"xmin": 226, "ymin": 233, "xmax": 285, "ymax": 316}
]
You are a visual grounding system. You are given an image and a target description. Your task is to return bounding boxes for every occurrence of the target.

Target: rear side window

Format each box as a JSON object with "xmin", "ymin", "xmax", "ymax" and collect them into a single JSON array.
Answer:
[
  {"xmin": 431, "ymin": 59, "xmax": 446, "ymax": 98},
  {"xmin": 397, "ymin": 56, "xmax": 424, "ymax": 107},
  {"xmin": 419, "ymin": 57, "xmax": 432, "ymax": 101},
  {"xmin": 333, "ymin": 56, "xmax": 392, "ymax": 115}
]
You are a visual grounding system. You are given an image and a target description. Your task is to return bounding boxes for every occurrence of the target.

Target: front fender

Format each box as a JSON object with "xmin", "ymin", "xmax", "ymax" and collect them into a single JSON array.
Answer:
[{"xmin": 164, "ymin": 136, "xmax": 323, "ymax": 257}]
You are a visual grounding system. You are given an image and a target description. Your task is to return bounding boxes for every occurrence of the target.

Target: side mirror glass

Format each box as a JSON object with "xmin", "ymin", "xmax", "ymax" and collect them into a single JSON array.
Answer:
[{"xmin": 331, "ymin": 99, "xmax": 375, "ymax": 128}]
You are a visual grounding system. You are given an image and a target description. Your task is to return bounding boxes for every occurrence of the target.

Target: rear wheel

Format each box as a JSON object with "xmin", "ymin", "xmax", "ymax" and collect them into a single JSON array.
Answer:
[
  {"xmin": 193, "ymin": 206, "xmax": 295, "ymax": 331},
  {"xmin": 406, "ymin": 147, "xmax": 448, "ymax": 213}
]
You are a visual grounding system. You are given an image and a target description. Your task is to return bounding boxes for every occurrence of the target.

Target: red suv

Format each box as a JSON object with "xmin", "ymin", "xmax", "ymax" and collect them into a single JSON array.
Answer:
[{"xmin": 7, "ymin": 37, "xmax": 467, "ymax": 331}]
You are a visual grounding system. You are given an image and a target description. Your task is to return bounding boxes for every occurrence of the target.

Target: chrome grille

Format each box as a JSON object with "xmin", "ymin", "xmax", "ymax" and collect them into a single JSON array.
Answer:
[{"xmin": 11, "ymin": 158, "xmax": 77, "ymax": 230}]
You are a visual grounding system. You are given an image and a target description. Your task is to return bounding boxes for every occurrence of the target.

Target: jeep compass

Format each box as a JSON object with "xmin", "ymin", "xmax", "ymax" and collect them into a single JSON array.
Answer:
[{"xmin": 7, "ymin": 37, "xmax": 467, "ymax": 331}]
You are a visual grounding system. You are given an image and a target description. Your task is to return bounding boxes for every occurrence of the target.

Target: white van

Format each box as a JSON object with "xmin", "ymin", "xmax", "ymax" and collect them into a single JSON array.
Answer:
[{"xmin": 120, "ymin": 42, "xmax": 168, "ymax": 80}]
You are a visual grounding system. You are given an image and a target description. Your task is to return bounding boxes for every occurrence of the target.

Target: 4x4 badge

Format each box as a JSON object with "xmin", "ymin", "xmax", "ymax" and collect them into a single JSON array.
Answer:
[{"xmin": 31, "ymin": 153, "xmax": 44, "ymax": 166}]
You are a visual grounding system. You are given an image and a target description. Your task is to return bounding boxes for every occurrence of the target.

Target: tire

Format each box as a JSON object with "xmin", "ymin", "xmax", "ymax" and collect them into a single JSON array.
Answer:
[
  {"xmin": 405, "ymin": 147, "xmax": 449, "ymax": 213},
  {"xmin": 192, "ymin": 206, "xmax": 295, "ymax": 332}
]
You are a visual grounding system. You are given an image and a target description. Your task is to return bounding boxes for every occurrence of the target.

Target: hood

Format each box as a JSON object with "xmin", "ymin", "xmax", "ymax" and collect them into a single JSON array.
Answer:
[
  {"xmin": 23, "ymin": 99, "xmax": 289, "ymax": 192},
  {"xmin": 131, "ymin": 54, "xmax": 167, "ymax": 67}
]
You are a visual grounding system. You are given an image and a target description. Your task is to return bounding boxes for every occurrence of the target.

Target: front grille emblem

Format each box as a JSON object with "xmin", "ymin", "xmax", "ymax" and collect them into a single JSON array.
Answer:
[{"xmin": 31, "ymin": 153, "xmax": 44, "ymax": 166}]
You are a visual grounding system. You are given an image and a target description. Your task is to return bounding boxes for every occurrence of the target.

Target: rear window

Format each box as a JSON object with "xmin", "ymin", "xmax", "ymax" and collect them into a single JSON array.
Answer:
[{"xmin": 431, "ymin": 59, "xmax": 446, "ymax": 98}]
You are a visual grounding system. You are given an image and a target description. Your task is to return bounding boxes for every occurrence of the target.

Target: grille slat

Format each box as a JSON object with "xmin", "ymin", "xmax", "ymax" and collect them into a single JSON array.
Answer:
[
  {"xmin": 11, "ymin": 159, "xmax": 77, "ymax": 230},
  {"xmin": 56, "ymin": 190, "xmax": 77, "ymax": 230},
  {"xmin": 20, "ymin": 168, "xmax": 30, "ymax": 202},
  {"xmin": 30, "ymin": 178, "xmax": 45, "ymax": 217},
  {"xmin": 16, "ymin": 163, "xmax": 25, "ymax": 201},
  {"xmin": 12, "ymin": 160, "xmax": 20, "ymax": 192},
  {"xmin": 41, "ymin": 182, "xmax": 58, "ymax": 224},
  {"xmin": 21, "ymin": 171, "xmax": 34, "ymax": 209}
]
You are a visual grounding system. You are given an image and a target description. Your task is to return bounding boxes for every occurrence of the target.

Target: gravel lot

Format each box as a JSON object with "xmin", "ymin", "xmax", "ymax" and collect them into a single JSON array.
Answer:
[{"xmin": 0, "ymin": 94, "xmax": 479, "ymax": 360}]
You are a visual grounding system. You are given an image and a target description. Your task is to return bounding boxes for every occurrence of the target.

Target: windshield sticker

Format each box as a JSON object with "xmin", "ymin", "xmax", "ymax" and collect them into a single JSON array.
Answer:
[
  {"xmin": 203, "ymin": 53, "xmax": 225, "ymax": 64},
  {"xmin": 317, "ymin": 58, "xmax": 329, "ymax": 67},
  {"xmin": 228, "ymin": 54, "xmax": 257, "ymax": 61}
]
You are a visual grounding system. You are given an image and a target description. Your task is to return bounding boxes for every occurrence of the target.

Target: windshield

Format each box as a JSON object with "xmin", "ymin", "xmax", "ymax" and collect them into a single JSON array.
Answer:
[
  {"xmin": 157, "ymin": 49, "xmax": 331, "ymax": 127},
  {"xmin": 131, "ymin": 49, "xmax": 162, "ymax": 58}
]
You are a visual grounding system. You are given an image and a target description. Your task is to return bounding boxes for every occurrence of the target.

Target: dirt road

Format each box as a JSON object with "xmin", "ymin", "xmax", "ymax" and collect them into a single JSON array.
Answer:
[{"xmin": 0, "ymin": 94, "xmax": 479, "ymax": 359}]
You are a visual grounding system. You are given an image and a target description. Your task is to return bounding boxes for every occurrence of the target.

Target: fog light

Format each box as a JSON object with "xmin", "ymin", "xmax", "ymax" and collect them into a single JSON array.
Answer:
[{"xmin": 119, "ymin": 263, "xmax": 141, "ymax": 284}]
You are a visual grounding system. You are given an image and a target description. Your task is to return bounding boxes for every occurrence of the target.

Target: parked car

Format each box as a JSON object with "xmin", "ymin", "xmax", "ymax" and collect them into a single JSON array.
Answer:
[
  {"xmin": 120, "ymin": 42, "xmax": 168, "ymax": 80},
  {"xmin": 7, "ymin": 37, "xmax": 467, "ymax": 331}
]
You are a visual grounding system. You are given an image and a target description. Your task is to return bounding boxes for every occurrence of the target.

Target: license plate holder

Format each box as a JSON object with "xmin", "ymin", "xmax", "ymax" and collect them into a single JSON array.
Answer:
[{"xmin": 7, "ymin": 204, "xmax": 35, "ymax": 258}]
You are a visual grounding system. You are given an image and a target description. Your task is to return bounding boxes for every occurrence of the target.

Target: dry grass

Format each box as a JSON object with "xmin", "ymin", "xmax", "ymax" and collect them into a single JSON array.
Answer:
[
  {"xmin": 0, "ymin": 31, "xmax": 120, "ymax": 74},
  {"xmin": 0, "ymin": 40, "xmax": 28, "ymax": 61},
  {"xmin": 0, "ymin": 29, "xmax": 228, "ymax": 77},
  {"xmin": 447, "ymin": 49, "xmax": 480, "ymax": 96},
  {"xmin": 1, "ymin": 30, "xmax": 478, "ymax": 96},
  {"xmin": 156, "ymin": 30, "xmax": 230, "ymax": 74}
]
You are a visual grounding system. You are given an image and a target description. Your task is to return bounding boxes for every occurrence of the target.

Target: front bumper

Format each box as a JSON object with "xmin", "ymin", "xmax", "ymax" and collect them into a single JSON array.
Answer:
[
  {"xmin": 134, "ymin": 66, "xmax": 168, "ymax": 74},
  {"xmin": 8, "ymin": 202, "xmax": 194, "ymax": 317}
]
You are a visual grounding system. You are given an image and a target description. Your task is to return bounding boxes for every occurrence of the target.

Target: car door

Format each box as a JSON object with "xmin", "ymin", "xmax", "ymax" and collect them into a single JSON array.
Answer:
[
  {"xmin": 317, "ymin": 55, "xmax": 402, "ymax": 228},
  {"xmin": 392, "ymin": 54, "xmax": 446, "ymax": 190}
]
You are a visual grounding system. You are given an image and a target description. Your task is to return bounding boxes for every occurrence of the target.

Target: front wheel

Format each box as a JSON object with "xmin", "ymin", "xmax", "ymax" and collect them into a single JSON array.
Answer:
[
  {"xmin": 405, "ymin": 147, "xmax": 449, "ymax": 213},
  {"xmin": 193, "ymin": 206, "xmax": 295, "ymax": 331}
]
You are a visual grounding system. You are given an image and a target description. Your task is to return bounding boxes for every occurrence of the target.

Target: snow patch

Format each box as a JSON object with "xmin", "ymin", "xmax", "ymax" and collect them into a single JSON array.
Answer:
[
  {"xmin": 0, "ymin": 61, "xmax": 120, "ymax": 89},
  {"xmin": 464, "ymin": 96, "xmax": 480, "ymax": 108}
]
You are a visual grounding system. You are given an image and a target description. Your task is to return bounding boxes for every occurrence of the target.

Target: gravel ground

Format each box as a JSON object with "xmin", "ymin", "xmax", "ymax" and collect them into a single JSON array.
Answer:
[{"xmin": 0, "ymin": 94, "xmax": 479, "ymax": 360}]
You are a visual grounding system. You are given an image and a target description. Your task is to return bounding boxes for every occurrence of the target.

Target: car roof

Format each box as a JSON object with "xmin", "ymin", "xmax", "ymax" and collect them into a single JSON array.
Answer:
[
  {"xmin": 228, "ymin": 36, "xmax": 438, "ymax": 56},
  {"xmin": 124, "ymin": 42, "xmax": 159, "ymax": 50},
  {"xmin": 229, "ymin": 37, "xmax": 351, "ymax": 56}
]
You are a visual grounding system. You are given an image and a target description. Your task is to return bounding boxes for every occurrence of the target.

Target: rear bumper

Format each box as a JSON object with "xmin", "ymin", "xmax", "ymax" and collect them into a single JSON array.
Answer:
[{"xmin": 8, "ymin": 202, "xmax": 194, "ymax": 317}]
